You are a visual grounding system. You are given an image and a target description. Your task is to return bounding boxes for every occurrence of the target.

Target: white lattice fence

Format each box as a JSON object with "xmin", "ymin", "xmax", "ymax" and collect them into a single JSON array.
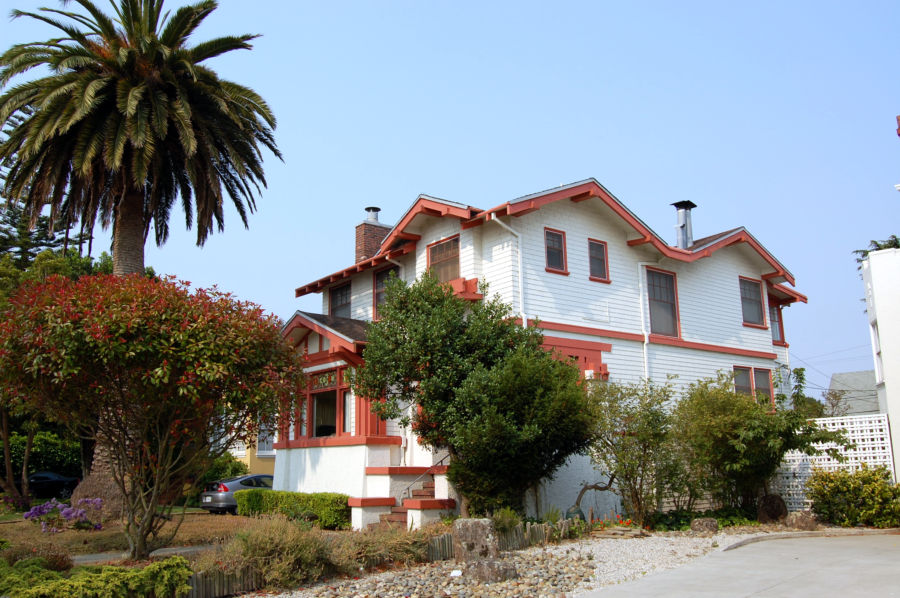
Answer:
[{"xmin": 773, "ymin": 413, "xmax": 895, "ymax": 511}]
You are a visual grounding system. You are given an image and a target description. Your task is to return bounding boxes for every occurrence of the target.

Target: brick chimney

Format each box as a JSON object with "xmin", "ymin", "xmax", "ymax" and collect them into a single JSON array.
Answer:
[{"xmin": 355, "ymin": 207, "xmax": 391, "ymax": 262}]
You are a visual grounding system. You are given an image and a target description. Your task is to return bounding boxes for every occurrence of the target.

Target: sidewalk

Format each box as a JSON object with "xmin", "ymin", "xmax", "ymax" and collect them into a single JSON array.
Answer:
[
  {"xmin": 72, "ymin": 544, "xmax": 213, "ymax": 565},
  {"xmin": 577, "ymin": 530, "xmax": 900, "ymax": 597}
]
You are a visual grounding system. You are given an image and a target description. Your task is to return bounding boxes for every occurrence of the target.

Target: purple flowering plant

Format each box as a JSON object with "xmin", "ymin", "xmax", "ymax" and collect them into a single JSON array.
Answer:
[{"xmin": 23, "ymin": 497, "xmax": 104, "ymax": 532}]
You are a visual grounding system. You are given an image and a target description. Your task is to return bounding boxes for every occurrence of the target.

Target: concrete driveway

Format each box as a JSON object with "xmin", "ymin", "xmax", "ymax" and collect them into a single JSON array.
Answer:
[{"xmin": 578, "ymin": 532, "xmax": 900, "ymax": 597}]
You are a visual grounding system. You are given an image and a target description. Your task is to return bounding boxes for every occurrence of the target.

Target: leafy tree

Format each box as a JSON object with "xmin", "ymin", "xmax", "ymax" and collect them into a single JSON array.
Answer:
[
  {"xmin": 822, "ymin": 388, "xmax": 850, "ymax": 417},
  {"xmin": 672, "ymin": 374, "xmax": 846, "ymax": 511},
  {"xmin": 0, "ymin": 274, "xmax": 302, "ymax": 558},
  {"xmin": 353, "ymin": 274, "xmax": 594, "ymax": 514},
  {"xmin": 853, "ymin": 235, "xmax": 900, "ymax": 268},
  {"xmin": 0, "ymin": 201, "xmax": 64, "ymax": 270},
  {"xmin": 586, "ymin": 379, "xmax": 677, "ymax": 526},
  {"xmin": 784, "ymin": 368, "xmax": 825, "ymax": 419},
  {"xmin": 0, "ymin": 0, "xmax": 281, "ymax": 275}
]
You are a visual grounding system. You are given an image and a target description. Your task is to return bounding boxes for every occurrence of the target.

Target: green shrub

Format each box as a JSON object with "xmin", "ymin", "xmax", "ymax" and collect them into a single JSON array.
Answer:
[
  {"xmin": 806, "ymin": 465, "xmax": 900, "ymax": 528},
  {"xmin": 542, "ymin": 506, "xmax": 562, "ymax": 525},
  {"xmin": 491, "ymin": 506, "xmax": 521, "ymax": 533},
  {"xmin": 234, "ymin": 490, "xmax": 350, "ymax": 529},
  {"xmin": 0, "ymin": 556, "xmax": 191, "ymax": 598},
  {"xmin": 9, "ymin": 432, "xmax": 82, "ymax": 478},
  {"xmin": 233, "ymin": 515, "xmax": 332, "ymax": 588},
  {"xmin": 649, "ymin": 507, "xmax": 759, "ymax": 531}
]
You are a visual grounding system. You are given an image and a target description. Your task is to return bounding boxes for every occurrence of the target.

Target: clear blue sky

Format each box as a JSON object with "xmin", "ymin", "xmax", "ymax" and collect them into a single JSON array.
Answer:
[{"xmin": 4, "ymin": 1, "xmax": 898, "ymax": 396}]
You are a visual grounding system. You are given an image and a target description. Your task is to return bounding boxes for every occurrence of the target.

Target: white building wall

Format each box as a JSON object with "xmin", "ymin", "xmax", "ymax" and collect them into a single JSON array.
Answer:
[
  {"xmin": 275, "ymin": 445, "xmax": 369, "ymax": 496},
  {"xmin": 863, "ymin": 248, "xmax": 900, "ymax": 475}
]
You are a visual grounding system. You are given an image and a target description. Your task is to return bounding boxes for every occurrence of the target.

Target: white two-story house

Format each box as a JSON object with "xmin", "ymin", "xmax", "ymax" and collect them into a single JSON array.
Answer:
[{"xmin": 275, "ymin": 179, "xmax": 806, "ymax": 528}]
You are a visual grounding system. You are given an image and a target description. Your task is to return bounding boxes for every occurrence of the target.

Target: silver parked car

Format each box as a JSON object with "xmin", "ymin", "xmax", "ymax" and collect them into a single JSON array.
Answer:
[{"xmin": 199, "ymin": 474, "xmax": 273, "ymax": 514}]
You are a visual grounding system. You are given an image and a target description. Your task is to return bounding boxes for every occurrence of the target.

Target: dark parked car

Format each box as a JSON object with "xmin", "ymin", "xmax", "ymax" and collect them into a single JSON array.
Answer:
[
  {"xmin": 199, "ymin": 474, "xmax": 273, "ymax": 514},
  {"xmin": 26, "ymin": 471, "xmax": 80, "ymax": 499}
]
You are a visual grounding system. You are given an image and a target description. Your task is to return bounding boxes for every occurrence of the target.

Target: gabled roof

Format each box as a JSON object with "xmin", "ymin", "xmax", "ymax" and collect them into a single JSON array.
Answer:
[
  {"xmin": 282, "ymin": 311, "xmax": 368, "ymax": 353},
  {"xmin": 294, "ymin": 178, "xmax": 801, "ymax": 298}
]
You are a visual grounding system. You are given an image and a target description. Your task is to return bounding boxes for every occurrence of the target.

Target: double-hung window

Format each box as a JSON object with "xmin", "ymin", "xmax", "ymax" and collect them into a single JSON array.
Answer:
[
  {"xmin": 330, "ymin": 283, "xmax": 351, "ymax": 318},
  {"xmin": 428, "ymin": 236, "xmax": 459, "ymax": 283},
  {"xmin": 588, "ymin": 239, "xmax": 610, "ymax": 282},
  {"xmin": 769, "ymin": 303, "xmax": 784, "ymax": 344},
  {"xmin": 544, "ymin": 228, "xmax": 568, "ymax": 274},
  {"xmin": 739, "ymin": 278, "xmax": 765, "ymax": 327},
  {"xmin": 647, "ymin": 268, "xmax": 678, "ymax": 337},
  {"xmin": 734, "ymin": 366, "xmax": 773, "ymax": 404}
]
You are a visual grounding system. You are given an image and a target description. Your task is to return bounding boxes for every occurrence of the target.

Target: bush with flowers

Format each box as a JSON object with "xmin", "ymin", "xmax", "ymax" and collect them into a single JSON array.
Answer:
[{"xmin": 23, "ymin": 497, "xmax": 103, "ymax": 532}]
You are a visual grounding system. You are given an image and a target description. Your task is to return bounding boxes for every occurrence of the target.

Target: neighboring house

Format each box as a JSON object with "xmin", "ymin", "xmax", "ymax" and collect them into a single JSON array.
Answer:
[
  {"xmin": 862, "ymin": 248, "xmax": 900, "ymax": 476},
  {"xmin": 229, "ymin": 426, "xmax": 277, "ymax": 475},
  {"xmin": 827, "ymin": 370, "xmax": 879, "ymax": 416},
  {"xmin": 275, "ymin": 179, "xmax": 806, "ymax": 529}
]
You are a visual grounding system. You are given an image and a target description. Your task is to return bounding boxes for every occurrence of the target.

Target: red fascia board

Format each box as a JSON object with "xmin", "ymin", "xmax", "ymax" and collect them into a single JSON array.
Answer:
[
  {"xmin": 282, "ymin": 313, "xmax": 356, "ymax": 354},
  {"xmin": 294, "ymin": 244, "xmax": 415, "ymax": 297},
  {"xmin": 767, "ymin": 282, "xmax": 808, "ymax": 304},
  {"xmin": 378, "ymin": 197, "xmax": 480, "ymax": 253}
]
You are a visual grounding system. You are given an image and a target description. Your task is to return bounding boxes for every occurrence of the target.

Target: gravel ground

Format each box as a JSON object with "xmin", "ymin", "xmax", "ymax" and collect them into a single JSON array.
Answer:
[{"xmin": 251, "ymin": 529, "xmax": 771, "ymax": 598}]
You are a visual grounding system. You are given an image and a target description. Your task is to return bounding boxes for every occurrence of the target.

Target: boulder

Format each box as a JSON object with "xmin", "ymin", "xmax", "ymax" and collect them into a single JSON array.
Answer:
[
  {"xmin": 690, "ymin": 517, "xmax": 719, "ymax": 533},
  {"xmin": 784, "ymin": 510, "xmax": 818, "ymax": 531},
  {"xmin": 757, "ymin": 494, "xmax": 788, "ymax": 524},
  {"xmin": 468, "ymin": 559, "xmax": 519, "ymax": 583},
  {"xmin": 453, "ymin": 518, "xmax": 499, "ymax": 561}
]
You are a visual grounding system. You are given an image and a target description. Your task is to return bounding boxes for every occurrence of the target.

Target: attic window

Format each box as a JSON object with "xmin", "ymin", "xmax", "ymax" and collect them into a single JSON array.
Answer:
[
  {"xmin": 428, "ymin": 236, "xmax": 460, "ymax": 283},
  {"xmin": 544, "ymin": 228, "xmax": 568, "ymax": 274}
]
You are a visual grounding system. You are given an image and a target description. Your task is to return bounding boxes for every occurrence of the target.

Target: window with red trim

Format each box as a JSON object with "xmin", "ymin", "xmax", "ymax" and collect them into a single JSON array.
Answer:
[
  {"xmin": 588, "ymin": 239, "xmax": 609, "ymax": 282},
  {"xmin": 734, "ymin": 366, "xmax": 773, "ymax": 404},
  {"xmin": 739, "ymin": 278, "xmax": 765, "ymax": 327},
  {"xmin": 428, "ymin": 237, "xmax": 459, "ymax": 282},
  {"xmin": 544, "ymin": 228, "xmax": 568, "ymax": 273},
  {"xmin": 374, "ymin": 266, "xmax": 399, "ymax": 319},
  {"xmin": 330, "ymin": 283, "xmax": 351, "ymax": 318},
  {"xmin": 769, "ymin": 303, "xmax": 784, "ymax": 344},
  {"xmin": 647, "ymin": 269, "xmax": 678, "ymax": 337}
]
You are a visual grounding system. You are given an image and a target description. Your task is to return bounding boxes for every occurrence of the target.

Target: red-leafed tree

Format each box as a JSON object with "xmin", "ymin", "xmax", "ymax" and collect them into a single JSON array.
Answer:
[{"xmin": 0, "ymin": 274, "xmax": 302, "ymax": 559}]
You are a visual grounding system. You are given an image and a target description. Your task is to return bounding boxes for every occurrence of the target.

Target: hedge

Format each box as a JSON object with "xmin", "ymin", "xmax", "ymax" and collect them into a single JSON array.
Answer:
[{"xmin": 234, "ymin": 490, "xmax": 351, "ymax": 529}]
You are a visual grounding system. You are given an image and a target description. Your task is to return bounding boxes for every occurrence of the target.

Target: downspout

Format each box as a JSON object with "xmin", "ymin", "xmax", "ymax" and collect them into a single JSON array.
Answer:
[
  {"xmin": 488, "ymin": 213, "xmax": 527, "ymax": 327},
  {"xmin": 636, "ymin": 261, "xmax": 659, "ymax": 380}
]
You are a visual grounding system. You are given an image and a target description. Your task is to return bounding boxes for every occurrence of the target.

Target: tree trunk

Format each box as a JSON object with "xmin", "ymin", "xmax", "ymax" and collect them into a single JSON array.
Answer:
[{"xmin": 112, "ymin": 189, "xmax": 146, "ymax": 276}]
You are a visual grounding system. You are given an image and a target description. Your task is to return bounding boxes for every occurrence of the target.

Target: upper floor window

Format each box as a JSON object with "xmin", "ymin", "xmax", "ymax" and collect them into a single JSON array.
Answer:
[
  {"xmin": 739, "ymin": 277, "xmax": 765, "ymax": 327},
  {"xmin": 769, "ymin": 303, "xmax": 784, "ymax": 344},
  {"xmin": 588, "ymin": 239, "xmax": 609, "ymax": 282},
  {"xmin": 374, "ymin": 266, "xmax": 399, "ymax": 319},
  {"xmin": 544, "ymin": 228, "xmax": 568, "ymax": 274},
  {"xmin": 257, "ymin": 426, "xmax": 275, "ymax": 455},
  {"xmin": 734, "ymin": 366, "xmax": 773, "ymax": 405},
  {"xmin": 647, "ymin": 268, "xmax": 678, "ymax": 337},
  {"xmin": 428, "ymin": 236, "xmax": 459, "ymax": 283},
  {"xmin": 330, "ymin": 283, "xmax": 351, "ymax": 318}
]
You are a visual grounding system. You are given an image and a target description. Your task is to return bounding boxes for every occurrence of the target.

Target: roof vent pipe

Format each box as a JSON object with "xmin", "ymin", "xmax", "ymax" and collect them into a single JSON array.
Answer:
[
  {"xmin": 365, "ymin": 206, "xmax": 381, "ymax": 223},
  {"xmin": 672, "ymin": 200, "xmax": 697, "ymax": 249}
]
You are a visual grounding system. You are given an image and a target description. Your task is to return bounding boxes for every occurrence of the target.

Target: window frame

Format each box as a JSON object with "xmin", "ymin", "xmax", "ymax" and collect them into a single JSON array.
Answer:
[
  {"xmin": 768, "ymin": 299, "xmax": 787, "ymax": 346},
  {"xmin": 256, "ymin": 425, "xmax": 276, "ymax": 456},
  {"xmin": 426, "ymin": 235, "xmax": 460, "ymax": 283},
  {"xmin": 739, "ymin": 276, "xmax": 767, "ymax": 329},
  {"xmin": 372, "ymin": 265, "xmax": 399, "ymax": 320},
  {"xmin": 329, "ymin": 283, "xmax": 351, "ymax": 318},
  {"xmin": 733, "ymin": 365, "xmax": 774, "ymax": 406},
  {"xmin": 543, "ymin": 227, "xmax": 569, "ymax": 275},
  {"xmin": 646, "ymin": 266, "xmax": 680, "ymax": 338},
  {"xmin": 587, "ymin": 238, "xmax": 610, "ymax": 283}
]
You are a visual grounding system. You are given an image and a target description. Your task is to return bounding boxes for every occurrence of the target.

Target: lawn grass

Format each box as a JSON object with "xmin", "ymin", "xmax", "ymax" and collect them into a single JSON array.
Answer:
[{"xmin": 0, "ymin": 512, "xmax": 260, "ymax": 555}]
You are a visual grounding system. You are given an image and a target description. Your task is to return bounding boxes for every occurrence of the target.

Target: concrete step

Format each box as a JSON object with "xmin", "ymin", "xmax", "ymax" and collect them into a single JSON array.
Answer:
[
  {"xmin": 391, "ymin": 506, "xmax": 408, "ymax": 514},
  {"xmin": 380, "ymin": 512, "xmax": 407, "ymax": 524},
  {"xmin": 422, "ymin": 480, "xmax": 435, "ymax": 489},
  {"xmin": 412, "ymin": 488, "xmax": 435, "ymax": 498}
]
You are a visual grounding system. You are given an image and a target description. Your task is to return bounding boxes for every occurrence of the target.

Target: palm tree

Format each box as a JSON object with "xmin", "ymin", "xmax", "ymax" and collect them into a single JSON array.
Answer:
[{"xmin": 0, "ymin": 0, "xmax": 281, "ymax": 275}]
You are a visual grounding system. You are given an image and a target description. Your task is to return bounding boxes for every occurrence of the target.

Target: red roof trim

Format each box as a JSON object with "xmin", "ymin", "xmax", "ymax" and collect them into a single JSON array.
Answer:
[
  {"xmin": 767, "ymin": 282, "xmax": 808, "ymax": 304},
  {"xmin": 282, "ymin": 313, "xmax": 361, "ymax": 355},
  {"xmin": 294, "ymin": 244, "xmax": 416, "ymax": 297},
  {"xmin": 379, "ymin": 197, "xmax": 480, "ymax": 253}
]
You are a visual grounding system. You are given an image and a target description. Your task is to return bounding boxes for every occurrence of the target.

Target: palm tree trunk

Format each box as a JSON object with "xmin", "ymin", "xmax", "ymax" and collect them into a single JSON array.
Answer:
[{"xmin": 112, "ymin": 190, "xmax": 145, "ymax": 275}]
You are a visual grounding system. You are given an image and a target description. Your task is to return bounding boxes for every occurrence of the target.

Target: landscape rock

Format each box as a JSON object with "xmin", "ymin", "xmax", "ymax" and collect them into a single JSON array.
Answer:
[
  {"xmin": 784, "ymin": 510, "xmax": 818, "ymax": 531},
  {"xmin": 690, "ymin": 517, "xmax": 719, "ymax": 533},
  {"xmin": 757, "ymin": 494, "xmax": 788, "ymax": 524},
  {"xmin": 468, "ymin": 559, "xmax": 519, "ymax": 582},
  {"xmin": 452, "ymin": 518, "xmax": 499, "ymax": 561}
]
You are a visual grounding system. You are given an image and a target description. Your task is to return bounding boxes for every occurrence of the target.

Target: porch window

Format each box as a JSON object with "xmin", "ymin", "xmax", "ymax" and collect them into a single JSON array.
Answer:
[
  {"xmin": 588, "ymin": 239, "xmax": 609, "ymax": 282},
  {"xmin": 428, "ymin": 236, "xmax": 459, "ymax": 283},
  {"xmin": 314, "ymin": 391, "xmax": 337, "ymax": 437},
  {"xmin": 544, "ymin": 228, "xmax": 568, "ymax": 274},
  {"xmin": 740, "ymin": 278, "xmax": 765, "ymax": 327},
  {"xmin": 647, "ymin": 268, "xmax": 678, "ymax": 337},
  {"xmin": 330, "ymin": 283, "xmax": 351, "ymax": 318},
  {"xmin": 374, "ymin": 266, "xmax": 399, "ymax": 319}
]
